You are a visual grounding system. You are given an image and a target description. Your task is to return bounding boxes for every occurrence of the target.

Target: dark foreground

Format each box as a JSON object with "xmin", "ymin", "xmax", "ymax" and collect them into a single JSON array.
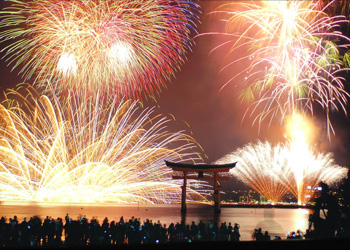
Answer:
[{"xmin": 5, "ymin": 238, "xmax": 349, "ymax": 250}]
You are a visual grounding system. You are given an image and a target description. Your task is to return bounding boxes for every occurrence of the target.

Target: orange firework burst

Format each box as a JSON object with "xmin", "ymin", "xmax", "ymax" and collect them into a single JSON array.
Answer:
[
  {"xmin": 215, "ymin": 139, "xmax": 347, "ymax": 205},
  {"xmin": 0, "ymin": 85, "xmax": 208, "ymax": 203}
]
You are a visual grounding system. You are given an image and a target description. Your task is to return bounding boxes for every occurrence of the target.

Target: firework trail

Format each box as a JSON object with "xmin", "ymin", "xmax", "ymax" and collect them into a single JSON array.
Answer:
[
  {"xmin": 215, "ymin": 140, "xmax": 347, "ymax": 205},
  {"xmin": 208, "ymin": 0, "xmax": 350, "ymax": 133},
  {"xmin": 0, "ymin": 0, "xmax": 199, "ymax": 99},
  {"xmin": 0, "ymin": 85, "xmax": 207, "ymax": 203}
]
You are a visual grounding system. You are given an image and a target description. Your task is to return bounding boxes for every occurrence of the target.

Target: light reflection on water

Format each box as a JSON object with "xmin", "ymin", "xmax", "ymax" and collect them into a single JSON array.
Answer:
[{"xmin": 0, "ymin": 202, "xmax": 311, "ymax": 241}]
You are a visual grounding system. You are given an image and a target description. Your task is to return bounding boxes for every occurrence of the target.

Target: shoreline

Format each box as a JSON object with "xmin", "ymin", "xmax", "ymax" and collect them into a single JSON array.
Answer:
[
  {"xmin": 220, "ymin": 203, "xmax": 314, "ymax": 209},
  {"xmin": 0, "ymin": 201, "xmax": 314, "ymax": 210}
]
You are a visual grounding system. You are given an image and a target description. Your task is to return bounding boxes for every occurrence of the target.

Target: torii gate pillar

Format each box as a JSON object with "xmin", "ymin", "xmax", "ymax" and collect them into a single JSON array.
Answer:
[
  {"xmin": 181, "ymin": 171, "xmax": 187, "ymax": 213},
  {"xmin": 213, "ymin": 172, "xmax": 221, "ymax": 213}
]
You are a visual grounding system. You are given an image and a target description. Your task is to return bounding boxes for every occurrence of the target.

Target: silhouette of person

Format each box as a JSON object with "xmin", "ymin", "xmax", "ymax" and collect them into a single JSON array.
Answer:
[{"xmin": 263, "ymin": 231, "xmax": 271, "ymax": 240}]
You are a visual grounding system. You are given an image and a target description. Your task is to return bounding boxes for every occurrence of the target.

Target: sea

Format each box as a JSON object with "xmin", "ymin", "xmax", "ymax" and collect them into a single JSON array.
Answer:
[{"xmin": 0, "ymin": 202, "xmax": 311, "ymax": 241}]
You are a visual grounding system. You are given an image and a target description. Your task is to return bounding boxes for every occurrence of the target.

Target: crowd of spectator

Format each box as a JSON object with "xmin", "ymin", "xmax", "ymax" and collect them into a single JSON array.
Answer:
[{"xmin": 0, "ymin": 214, "xmax": 242, "ymax": 247}]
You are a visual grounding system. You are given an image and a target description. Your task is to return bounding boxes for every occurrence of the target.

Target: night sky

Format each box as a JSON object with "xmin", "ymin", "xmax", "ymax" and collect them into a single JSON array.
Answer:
[{"xmin": 0, "ymin": 0, "xmax": 349, "ymax": 189}]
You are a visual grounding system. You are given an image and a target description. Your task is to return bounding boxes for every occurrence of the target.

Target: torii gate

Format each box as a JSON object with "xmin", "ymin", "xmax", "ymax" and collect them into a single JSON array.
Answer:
[{"xmin": 165, "ymin": 161, "xmax": 236, "ymax": 213}]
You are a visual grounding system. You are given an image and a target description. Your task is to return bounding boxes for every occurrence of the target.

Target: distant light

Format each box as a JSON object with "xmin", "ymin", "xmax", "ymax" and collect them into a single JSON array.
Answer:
[
  {"xmin": 108, "ymin": 41, "xmax": 134, "ymax": 65},
  {"xmin": 307, "ymin": 186, "xmax": 311, "ymax": 189},
  {"xmin": 57, "ymin": 53, "xmax": 77, "ymax": 76}
]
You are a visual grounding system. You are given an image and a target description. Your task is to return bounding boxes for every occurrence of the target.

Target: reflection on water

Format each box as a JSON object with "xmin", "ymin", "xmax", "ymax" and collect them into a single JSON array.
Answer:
[
  {"xmin": 0, "ymin": 202, "xmax": 310, "ymax": 241},
  {"xmin": 254, "ymin": 209, "xmax": 284, "ymax": 237}
]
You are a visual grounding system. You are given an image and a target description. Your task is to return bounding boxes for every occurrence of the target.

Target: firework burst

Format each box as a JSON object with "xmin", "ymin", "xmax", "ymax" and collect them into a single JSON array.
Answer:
[
  {"xmin": 208, "ymin": 0, "xmax": 350, "ymax": 133},
  {"xmin": 215, "ymin": 140, "xmax": 347, "ymax": 205},
  {"xmin": 0, "ymin": 0, "xmax": 199, "ymax": 99},
  {"xmin": 0, "ymin": 85, "xmax": 207, "ymax": 203},
  {"xmin": 216, "ymin": 141, "xmax": 290, "ymax": 204}
]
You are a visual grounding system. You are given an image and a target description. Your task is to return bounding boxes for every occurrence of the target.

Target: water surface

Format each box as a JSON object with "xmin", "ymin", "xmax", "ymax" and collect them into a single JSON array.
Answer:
[{"xmin": 0, "ymin": 202, "xmax": 311, "ymax": 241}]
